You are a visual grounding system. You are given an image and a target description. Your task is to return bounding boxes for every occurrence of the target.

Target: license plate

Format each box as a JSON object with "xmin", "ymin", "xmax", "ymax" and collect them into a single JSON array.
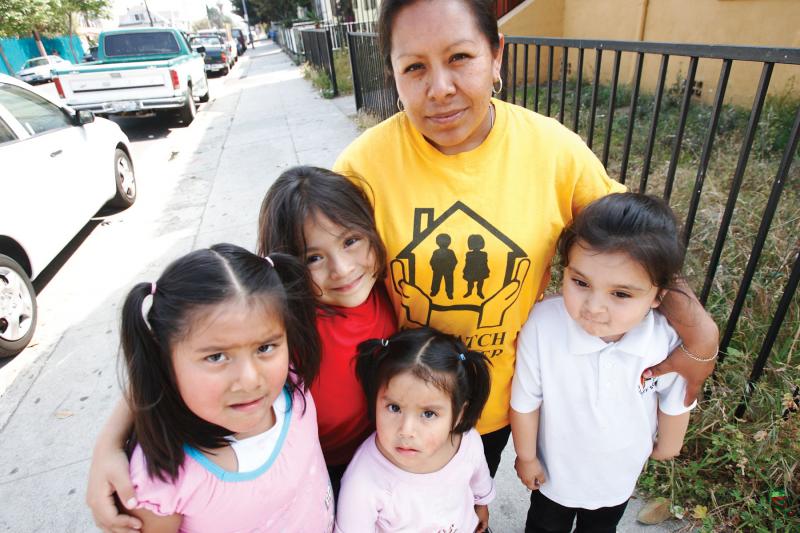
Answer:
[{"xmin": 112, "ymin": 101, "xmax": 138, "ymax": 112}]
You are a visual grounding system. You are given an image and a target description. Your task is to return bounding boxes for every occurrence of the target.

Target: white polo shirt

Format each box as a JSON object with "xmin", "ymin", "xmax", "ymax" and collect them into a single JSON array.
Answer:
[{"xmin": 510, "ymin": 296, "xmax": 695, "ymax": 509}]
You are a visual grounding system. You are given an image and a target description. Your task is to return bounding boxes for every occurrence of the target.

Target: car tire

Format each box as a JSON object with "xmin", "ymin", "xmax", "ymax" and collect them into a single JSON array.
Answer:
[
  {"xmin": 0, "ymin": 254, "xmax": 37, "ymax": 359},
  {"xmin": 222, "ymin": 65, "xmax": 230, "ymax": 76},
  {"xmin": 108, "ymin": 148, "xmax": 137, "ymax": 208},
  {"xmin": 198, "ymin": 76, "xmax": 210, "ymax": 103},
  {"xmin": 175, "ymin": 85, "xmax": 196, "ymax": 126}
]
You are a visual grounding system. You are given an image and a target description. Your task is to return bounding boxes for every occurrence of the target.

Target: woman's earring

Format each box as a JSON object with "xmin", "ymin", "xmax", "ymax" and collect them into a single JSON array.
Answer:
[
  {"xmin": 397, "ymin": 97, "xmax": 404, "ymax": 112},
  {"xmin": 492, "ymin": 77, "xmax": 503, "ymax": 96}
]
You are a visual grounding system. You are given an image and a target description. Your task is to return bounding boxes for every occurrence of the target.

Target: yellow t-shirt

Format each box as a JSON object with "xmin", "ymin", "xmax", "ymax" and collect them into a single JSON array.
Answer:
[{"xmin": 334, "ymin": 99, "xmax": 625, "ymax": 434}]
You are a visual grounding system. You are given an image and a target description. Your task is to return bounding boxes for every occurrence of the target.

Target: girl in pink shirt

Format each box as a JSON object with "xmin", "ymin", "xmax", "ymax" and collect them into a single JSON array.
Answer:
[
  {"xmin": 121, "ymin": 244, "xmax": 333, "ymax": 532},
  {"xmin": 336, "ymin": 327, "xmax": 496, "ymax": 532}
]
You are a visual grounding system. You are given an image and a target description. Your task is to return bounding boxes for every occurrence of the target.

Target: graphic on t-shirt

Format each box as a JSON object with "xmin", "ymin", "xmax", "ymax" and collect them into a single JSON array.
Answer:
[
  {"xmin": 429, "ymin": 233, "xmax": 458, "ymax": 299},
  {"xmin": 462, "ymin": 234, "xmax": 489, "ymax": 298},
  {"xmin": 390, "ymin": 201, "xmax": 530, "ymax": 329}
]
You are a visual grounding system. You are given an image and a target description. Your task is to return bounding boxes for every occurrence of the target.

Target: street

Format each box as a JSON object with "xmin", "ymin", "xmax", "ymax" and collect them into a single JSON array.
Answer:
[{"xmin": 0, "ymin": 41, "xmax": 680, "ymax": 532}]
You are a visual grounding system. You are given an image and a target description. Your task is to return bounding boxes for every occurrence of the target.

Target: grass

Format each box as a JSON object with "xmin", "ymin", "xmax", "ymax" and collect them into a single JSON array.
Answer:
[
  {"xmin": 528, "ymin": 75, "xmax": 800, "ymax": 530},
  {"xmin": 302, "ymin": 49, "xmax": 353, "ymax": 98}
]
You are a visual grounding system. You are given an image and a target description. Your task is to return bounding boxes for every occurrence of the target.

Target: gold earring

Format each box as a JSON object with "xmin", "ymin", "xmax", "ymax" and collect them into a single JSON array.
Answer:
[
  {"xmin": 397, "ymin": 97, "xmax": 405, "ymax": 112},
  {"xmin": 492, "ymin": 78, "xmax": 503, "ymax": 96}
]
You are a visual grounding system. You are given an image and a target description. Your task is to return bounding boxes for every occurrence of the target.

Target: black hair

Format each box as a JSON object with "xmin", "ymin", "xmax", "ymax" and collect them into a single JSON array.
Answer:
[
  {"xmin": 120, "ymin": 243, "xmax": 320, "ymax": 482},
  {"xmin": 557, "ymin": 193, "xmax": 685, "ymax": 291},
  {"xmin": 355, "ymin": 327, "xmax": 491, "ymax": 434},
  {"xmin": 257, "ymin": 165, "xmax": 387, "ymax": 280},
  {"xmin": 378, "ymin": 0, "xmax": 500, "ymax": 76}
]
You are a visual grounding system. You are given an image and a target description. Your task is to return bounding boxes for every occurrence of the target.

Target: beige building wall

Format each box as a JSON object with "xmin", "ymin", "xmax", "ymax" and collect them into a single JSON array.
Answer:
[{"xmin": 500, "ymin": 0, "xmax": 800, "ymax": 106}]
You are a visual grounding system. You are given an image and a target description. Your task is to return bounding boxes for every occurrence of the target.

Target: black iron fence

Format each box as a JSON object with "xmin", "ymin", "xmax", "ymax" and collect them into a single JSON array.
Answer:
[
  {"xmin": 300, "ymin": 29, "xmax": 338, "ymax": 96},
  {"xmin": 347, "ymin": 32, "xmax": 398, "ymax": 120},
  {"xmin": 341, "ymin": 34, "xmax": 800, "ymax": 413},
  {"xmin": 323, "ymin": 21, "xmax": 376, "ymax": 50}
]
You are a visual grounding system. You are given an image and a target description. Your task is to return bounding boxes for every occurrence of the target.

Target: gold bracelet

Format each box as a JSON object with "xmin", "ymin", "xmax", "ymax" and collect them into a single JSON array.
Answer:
[{"xmin": 679, "ymin": 343, "xmax": 718, "ymax": 362}]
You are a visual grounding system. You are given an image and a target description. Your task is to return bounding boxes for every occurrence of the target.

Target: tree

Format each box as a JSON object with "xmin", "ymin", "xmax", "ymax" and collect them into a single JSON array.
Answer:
[
  {"xmin": 233, "ymin": 0, "xmax": 314, "ymax": 25},
  {"xmin": 52, "ymin": 0, "xmax": 110, "ymax": 62}
]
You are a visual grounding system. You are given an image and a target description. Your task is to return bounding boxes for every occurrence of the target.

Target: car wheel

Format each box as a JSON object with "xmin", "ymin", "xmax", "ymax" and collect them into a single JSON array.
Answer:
[
  {"xmin": 198, "ymin": 76, "xmax": 210, "ymax": 103},
  {"xmin": 108, "ymin": 148, "xmax": 136, "ymax": 208},
  {"xmin": 222, "ymin": 65, "xmax": 230, "ymax": 76},
  {"xmin": 0, "ymin": 254, "xmax": 37, "ymax": 359},
  {"xmin": 175, "ymin": 85, "xmax": 196, "ymax": 126}
]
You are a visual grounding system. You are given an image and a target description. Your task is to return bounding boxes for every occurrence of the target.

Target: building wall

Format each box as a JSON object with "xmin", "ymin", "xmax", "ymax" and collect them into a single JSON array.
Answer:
[{"xmin": 501, "ymin": 0, "xmax": 800, "ymax": 105}]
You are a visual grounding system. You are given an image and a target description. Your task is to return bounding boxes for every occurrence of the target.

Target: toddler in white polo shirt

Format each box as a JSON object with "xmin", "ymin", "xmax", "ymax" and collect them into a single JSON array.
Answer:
[{"xmin": 510, "ymin": 193, "xmax": 698, "ymax": 532}]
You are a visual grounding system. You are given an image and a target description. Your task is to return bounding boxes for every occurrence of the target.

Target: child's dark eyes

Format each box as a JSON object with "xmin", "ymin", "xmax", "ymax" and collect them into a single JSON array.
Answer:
[
  {"xmin": 612, "ymin": 291, "xmax": 632, "ymax": 299},
  {"xmin": 450, "ymin": 53, "xmax": 469, "ymax": 62},
  {"xmin": 422, "ymin": 410, "xmax": 437, "ymax": 420},
  {"xmin": 572, "ymin": 278, "xmax": 589, "ymax": 288},
  {"xmin": 305, "ymin": 254, "xmax": 322, "ymax": 265},
  {"xmin": 343, "ymin": 236, "xmax": 361, "ymax": 248},
  {"xmin": 257, "ymin": 344, "xmax": 275, "ymax": 354},
  {"xmin": 387, "ymin": 403, "xmax": 401, "ymax": 413},
  {"xmin": 205, "ymin": 353, "xmax": 227, "ymax": 363}
]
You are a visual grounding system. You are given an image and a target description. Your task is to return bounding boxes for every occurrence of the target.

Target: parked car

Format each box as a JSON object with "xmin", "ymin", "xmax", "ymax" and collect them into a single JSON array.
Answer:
[
  {"xmin": 16, "ymin": 55, "xmax": 71, "ymax": 85},
  {"xmin": 231, "ymin": 28, "xmax": 247, "ymax": 55},
  {"xmin": 197, "ymin": 29, "xmax": 237, "ymax": 68},
  {"xmin": 0, "ymin": 74, "xmax": 137, "ymax": 358},
  {"xmin": 190, "ymin": 35, "xmax": 229, "ymax": 75},
  {"xmin": 53, "ymin": 28, "xmax": 209, "ymax": 127}
]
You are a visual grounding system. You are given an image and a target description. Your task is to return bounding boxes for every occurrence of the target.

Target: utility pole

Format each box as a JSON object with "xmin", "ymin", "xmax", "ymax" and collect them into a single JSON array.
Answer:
[{"xmin": 241, "ymin": 0, "xmax": 254, "ymax": 49}]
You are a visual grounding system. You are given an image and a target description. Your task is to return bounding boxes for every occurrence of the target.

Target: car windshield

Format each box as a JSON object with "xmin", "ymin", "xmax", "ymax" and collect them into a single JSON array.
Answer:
[
  {"xmin": 191, "ymin": 37, "xmax": 222, "ymax": 46},
  {"xmin": 23, "ymin": 58, "xmax": 49, "ymax": 68},
  {"xmin": 103, "ymin": 31, "xmax": 180, "ymax": 56}
]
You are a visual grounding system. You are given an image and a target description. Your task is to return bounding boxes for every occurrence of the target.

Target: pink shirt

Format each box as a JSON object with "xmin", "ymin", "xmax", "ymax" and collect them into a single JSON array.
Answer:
[
  {"xmin": 130, "ymin": 387, "xmax": 334, "ymax": 532},
  {"xmin": 335, "ymin": 429, "xmax": 495, "ymax": 533}
]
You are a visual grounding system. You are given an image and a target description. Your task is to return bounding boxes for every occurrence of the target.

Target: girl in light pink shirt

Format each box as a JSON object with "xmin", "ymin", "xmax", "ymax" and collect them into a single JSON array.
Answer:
[
  {"xmin": 336, "ymin": 327, "xmax": 496, "ymax": 533},
  {"xmin": 120, "ymin": 244, "xmax": 333, "ymax": 532}
]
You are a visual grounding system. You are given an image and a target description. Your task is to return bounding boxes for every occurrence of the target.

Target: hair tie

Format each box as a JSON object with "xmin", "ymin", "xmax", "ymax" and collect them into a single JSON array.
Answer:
[
  {"xmin": 150, "ymin": 282, "xmax": 157, "ymax": 296},
  {"xmin": 458, "ymin": 353, "xmax": 466, "ymax": 361},
  {"xmin": 381, "ymin": 338, "xmax": 389, "ymax": 347},
  {"xmin": 264, "ymin": 255, "xmax": 274, "ymax": 267}
]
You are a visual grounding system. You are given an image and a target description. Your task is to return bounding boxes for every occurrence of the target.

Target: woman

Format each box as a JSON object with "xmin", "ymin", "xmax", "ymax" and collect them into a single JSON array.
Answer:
[{"xmin": 88, "ymin": 0, "xmax": 718, "ymax": 530}]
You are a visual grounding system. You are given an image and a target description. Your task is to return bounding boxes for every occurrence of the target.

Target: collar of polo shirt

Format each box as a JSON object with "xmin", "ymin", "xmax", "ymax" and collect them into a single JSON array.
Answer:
[{"xmin": 566, "ymin": 309, "xmax": 656, "ymax": 357}]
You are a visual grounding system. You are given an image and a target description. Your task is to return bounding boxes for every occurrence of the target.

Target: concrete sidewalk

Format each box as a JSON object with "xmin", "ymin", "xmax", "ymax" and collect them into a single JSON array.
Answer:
[{"xmin": 0, "ymin": 39, "xmax": 686, "ymax": 531}]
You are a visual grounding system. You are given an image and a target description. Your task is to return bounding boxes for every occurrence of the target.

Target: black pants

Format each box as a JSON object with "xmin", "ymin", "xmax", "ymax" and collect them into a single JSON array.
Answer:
[
  {"xmin": 327, "ymin": 463, "xmax": 348, "ymax": 502},
  {"xmin": 525, "ymin": 490, "xmax": 628, "ymax": 533},
  {"xmin": 480, "ymin": 425, "xmax": 511, "ymax": 477}
]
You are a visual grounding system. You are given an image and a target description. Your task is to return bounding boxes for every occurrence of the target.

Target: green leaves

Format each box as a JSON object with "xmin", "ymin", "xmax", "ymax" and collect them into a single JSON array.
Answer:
[{"xmin": 0, "ymin": 0, "xmax": 109, "ymax": 37}]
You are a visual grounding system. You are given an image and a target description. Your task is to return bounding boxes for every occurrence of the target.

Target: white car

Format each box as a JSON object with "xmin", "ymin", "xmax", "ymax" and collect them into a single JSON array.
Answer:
[
  {"xmin": 16, "ymin": 55, "xmax": 71, "ymax": 85},
  {"xmin": 0, "ymin": 74, "xmax": 137, "ymax": 357}
]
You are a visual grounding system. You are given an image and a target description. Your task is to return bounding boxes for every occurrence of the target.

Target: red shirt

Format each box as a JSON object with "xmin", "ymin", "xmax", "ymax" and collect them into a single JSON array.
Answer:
[{"xmin": 312, "ymin": 285, "xmax": 397, "ymax": 466}]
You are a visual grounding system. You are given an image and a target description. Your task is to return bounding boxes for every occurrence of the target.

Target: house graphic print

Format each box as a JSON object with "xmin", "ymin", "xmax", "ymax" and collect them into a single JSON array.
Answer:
[{"xmin": 390, "ymin": 201, "xmax": 531, "ymax": 331}]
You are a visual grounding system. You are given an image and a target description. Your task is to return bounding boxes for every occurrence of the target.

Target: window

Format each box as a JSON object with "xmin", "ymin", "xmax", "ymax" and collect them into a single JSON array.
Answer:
[
  {"xmin": 0, "ymin": 117, "xmax": 16, "ymax": 144},
  {"xmin": 104, "ymin": 31, "xmax": 180, "ymax": 56},
  {"xmin": 0, "ymin": 85, "xmax": 71, "ymax": 135}
]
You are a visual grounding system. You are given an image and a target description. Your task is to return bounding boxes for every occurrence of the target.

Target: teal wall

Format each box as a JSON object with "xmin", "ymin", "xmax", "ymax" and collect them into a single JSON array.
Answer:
[{"xmin": 0, "ymin": 35, "xmax": 85, "ymax": 75}]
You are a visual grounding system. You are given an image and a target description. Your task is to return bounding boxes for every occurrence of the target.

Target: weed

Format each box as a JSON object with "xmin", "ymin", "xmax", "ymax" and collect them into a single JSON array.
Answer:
[{"xmin": 301, "ymin": 49, "xmax": 353, "ymax": 99}]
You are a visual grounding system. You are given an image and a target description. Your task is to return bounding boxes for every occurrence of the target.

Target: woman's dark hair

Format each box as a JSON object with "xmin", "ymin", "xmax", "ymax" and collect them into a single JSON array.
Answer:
[
  {"xmin": 355, "ymin": 327, "xmax": 491, "ymax": 434},
  {"xmin": 557, "ymin": 193, "xmax": 685, "ymax": 291},
  {"xmin": 257, "ymin": 165, "xmax": 387, "ymax": 280},
  {"xmin": 120, "ymin": 243, "xmax": 320, "ymax": 482},
  {"xmin": 378, "ymin": 0, "xmax": 500, "ymax": 75}
]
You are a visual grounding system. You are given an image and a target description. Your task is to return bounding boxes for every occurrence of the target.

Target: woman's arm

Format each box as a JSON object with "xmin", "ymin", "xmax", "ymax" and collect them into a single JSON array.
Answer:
[
  {"xmin": 86, "ymin": 397, "xmax": 141, "ymax": 532},
  {"xmin": 650, "ymin": 410, "xmax": 691, "ymax": 460},
  {"xmin": 650, "ymin": 279, "xmax": 719, "ymax": 406}
]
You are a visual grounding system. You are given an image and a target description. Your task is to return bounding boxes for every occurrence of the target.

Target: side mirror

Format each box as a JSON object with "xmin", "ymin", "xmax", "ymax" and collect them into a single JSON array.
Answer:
[
  {"xmin": 73, "ymin": 109, "xmax": 95, "ymax": 125},
  {"xmin": 196, "ymin": 46, "xmax": 206, "ymax": 55}
]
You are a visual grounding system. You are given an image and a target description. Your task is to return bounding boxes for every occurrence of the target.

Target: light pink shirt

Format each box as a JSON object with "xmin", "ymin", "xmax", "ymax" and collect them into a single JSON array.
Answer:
[
  {"xmin": 130, "ymin": 387, "xmax": 334, "ymax": 532},
  {"xmin": 335, "ymin": 429, "xmax": 495, "ymax": 533}
]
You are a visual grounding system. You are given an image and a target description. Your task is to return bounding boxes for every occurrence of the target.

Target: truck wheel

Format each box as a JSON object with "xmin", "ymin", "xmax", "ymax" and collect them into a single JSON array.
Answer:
[
  {"xmin": 199, "ymin": 76, "xmax": 210, "ymax": 103},
  {"xmin": 222, "ymin": 65, "xmax": 230, "ymax": 76},
  {"xmin": 0, "ymin": 254, "xmax": 37, "ymax": 359},
  {"xmin": 108, "ymin": 148, "xmax": 137, "ymax": 208},
  {"xmin": 175, "ymin": 86, "xmax": 196, "ymax": 126}
]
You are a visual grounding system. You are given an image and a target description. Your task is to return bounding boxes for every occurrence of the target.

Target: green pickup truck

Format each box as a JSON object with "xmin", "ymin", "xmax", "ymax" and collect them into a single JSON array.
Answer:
[{"xmin": 53, "ymin": 27, "xmax": 210, "ymax": 126}]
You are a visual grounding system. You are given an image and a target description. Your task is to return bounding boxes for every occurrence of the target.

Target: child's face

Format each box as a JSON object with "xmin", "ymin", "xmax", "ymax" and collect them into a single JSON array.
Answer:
[
  {"xmin": 562, "ymin": 243, "xmax": 662, "ymax": 342},
  {"xmin": 171, "ymin": 298, "xmax": 289, "ymax": 439},
  {"xmin": 303, "ymin": 213, "xmax": 378, "ymax": 308},
  {"xmin": 374, "ymin": 371, "xmax": 460, "ymax": 474}
]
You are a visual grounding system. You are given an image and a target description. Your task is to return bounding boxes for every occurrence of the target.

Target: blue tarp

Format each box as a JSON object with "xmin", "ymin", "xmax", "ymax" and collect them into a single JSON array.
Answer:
[{"xmin": 0, "ymin": 35, "xmax": 85, "ymax": 75}]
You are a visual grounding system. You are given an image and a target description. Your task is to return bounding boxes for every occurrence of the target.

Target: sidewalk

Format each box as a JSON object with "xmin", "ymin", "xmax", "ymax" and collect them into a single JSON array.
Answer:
[{"xmin": 0, "ymin": 39, "xmax": 687, "ymax": 531}]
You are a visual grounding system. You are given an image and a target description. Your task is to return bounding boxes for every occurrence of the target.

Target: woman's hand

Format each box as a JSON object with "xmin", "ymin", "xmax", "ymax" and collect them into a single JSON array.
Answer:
[
  {"xmin": 474, "ymin": 504, "xmax": 489, "ymax": 532},
  {"xmin": 86, "ymin": 444, "xmax": 141, "ymax": 532},
  {"xmin": 514, "ymin": 456, "xmax": 546, "ymax": 491}
]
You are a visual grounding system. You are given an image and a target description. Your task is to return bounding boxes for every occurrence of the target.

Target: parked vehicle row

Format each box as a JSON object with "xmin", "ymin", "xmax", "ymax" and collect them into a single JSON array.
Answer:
[
  {"xmin": 190, "ymin": 35, "xmax": 231, "ymax": 76},
  {"xmin": 16, "ymin": 55, "xmax": 72, "ymax": 85},
  {"xmin": 0, "ymin": 74, "xmax": 137, "ymax": 358}
]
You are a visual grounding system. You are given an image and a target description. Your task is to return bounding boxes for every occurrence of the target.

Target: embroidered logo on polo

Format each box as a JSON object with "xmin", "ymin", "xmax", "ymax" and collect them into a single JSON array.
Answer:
[{"xmin": 390, "ymin": 202, "xmax": 531, "ymax": 357}]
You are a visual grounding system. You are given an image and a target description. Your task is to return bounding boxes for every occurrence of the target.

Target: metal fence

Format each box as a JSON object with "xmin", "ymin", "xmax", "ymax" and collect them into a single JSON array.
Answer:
[
  {"xmin": 300, "ymin": 29, "xmax": 338, "ymax": 97},
  {"xmin": 273, "ymin": 23, "xmax": 306, "ymax": 61},
  {"xmin": 347, "ymin": 32, "xmax": 398, "ymax": 120},
  {"xmin": 501, "ymin": 37, "xmax": 799, "ymax": 413},
  {"xmin": 322, "ymin": 21, "xmax": 376, "ymax": 50}
]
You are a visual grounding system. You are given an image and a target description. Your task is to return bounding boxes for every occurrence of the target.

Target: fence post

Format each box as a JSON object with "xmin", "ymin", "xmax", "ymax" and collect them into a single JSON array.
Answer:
[
  {"xmin": 326, "ymin": 29, "xmax": 338, "ymax": 97},
  {"xmin": 348, "ymin": 32, "xmax": 362, "ymax": 111}
]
